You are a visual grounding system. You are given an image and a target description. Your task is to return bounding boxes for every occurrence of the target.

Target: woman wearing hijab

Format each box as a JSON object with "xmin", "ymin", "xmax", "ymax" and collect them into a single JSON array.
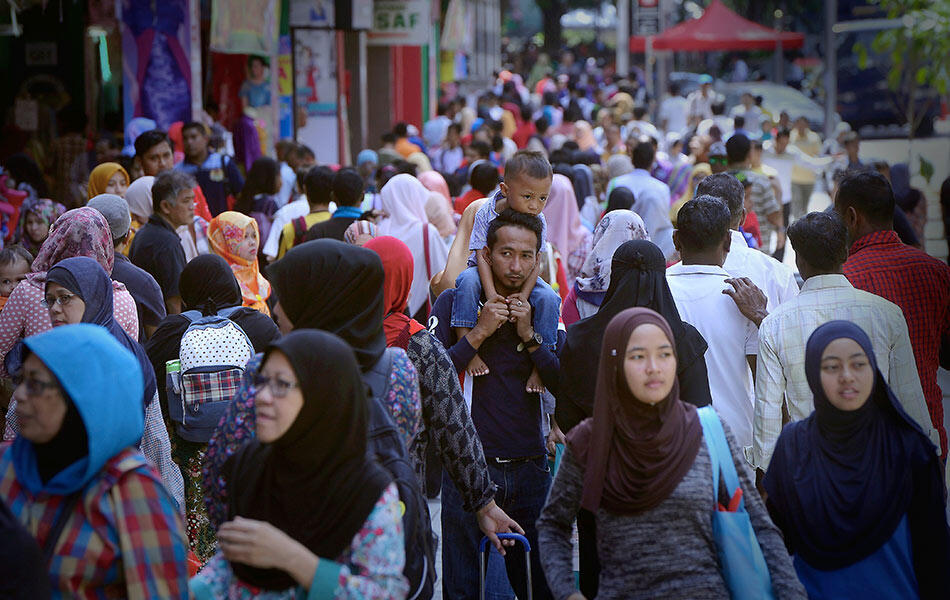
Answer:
[
  {"xmin": 418, "ymin": 170, "xmax": 453, "ymax": 209},
  {"xmin": 87, "ymin": 162, "xmax": 130, "ymax": 199},
  {"xmin": 364, "ymin": 236, "xmax": 520, "ymax": 543},
  {"xmin": 604, "ymin": 187, "xmax": 635, "ymax": 214},
  {"xmin": 562, "ymin": 210, "xmax": 649, "ymax": 326},
  {"xmin": 207, "ymin": 211, "xmax": 271, "ymax": 316},
  {"xmin": 890, "ymin": 163, "xmax": 927, "ymax": 242},
  {"xmin": 190, "ymin": 330, "xmax": 408, "ymax": 598},
  {"xmin": 764, "ymin": 321, "xmax": 950, "ymax": 598},
  {"xmin": 202, "ymin": 239, "xmax": 422, "ymax": 527},
  {"xmin": 538, "ymin": 308, "xmax": 805, "ymax": 599},
  {"xmin": 0, "ymin": 324, "xmax": 188, "ymax": 598},
  {"xmin": 40, "ymin": 256, "xmax": 184, "ymax": 511},
  {"xmin": 378, "ymin": 174, "xmax": 449, "ymax": 321},
  {"xmin": 543, "ymin": 173, "xmax": 592, "ymax": 284},
  {"xmin": 146, "ymin": 255, "xmax": 278, "ymax": 563},
  {"xmin": 121, "ymin": 175, "xmax": 154, "ymax": 256},
  {"xmin": 606, "ymin": 154, "xmax": 634, "ymax": 182},
  {"xmin": 556, "ymin": 241, "xmax": 712, "ymax": 596},
  {"xmin": 0, "ymin": 207, "xmax": 138, "ymax": 384},
  {"xmin": 14, "ymin": 197, "xmax": 66, "ymax": 256}
]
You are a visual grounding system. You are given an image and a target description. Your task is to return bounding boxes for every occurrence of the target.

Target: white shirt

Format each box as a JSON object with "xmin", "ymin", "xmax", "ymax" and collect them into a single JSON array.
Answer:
[
  {"xmin": 723, "ymin": 230, "xmax": 799, "ymax": 311},
  {"xmin": 658, "ymin": 96, "xmax": 689, "ymax": 136},
  {"xmin": 276, "ymin": 161, "xmax": 296, "ymax": 208},
  {"xmin": 262, "ymin": 197, "xmax": 309, "ymax": 260},
  {"xmin": 729, "ymin": 104, "xmax": 763, "ymax": 133},
  {"xmin": 752, "ymin": 274, "xmax": 938, "ymax": 470},
  {"xmin": 606, "ymin": 169, "xmax": 674, "ymax": 258},
  {"xmin": 762, "ymin": 142, "xmax": 833, "ymax": 206},
  {"xmin": 686, "ymin": 90, "xmax": 722, "ymax": 122},
  {"xmin": 696, "ymin": 115, "xmax": 734, "ymax": 139},
  {"xmin": 667, "ymin": 263, "xmax": 759, "ymax": 448}
]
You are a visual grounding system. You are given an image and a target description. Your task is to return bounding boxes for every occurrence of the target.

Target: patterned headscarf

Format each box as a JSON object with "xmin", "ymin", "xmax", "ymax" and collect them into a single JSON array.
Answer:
[
  {"xmin": 26, "ymin": 207, "xmax": 113, "ymax": 288},
  {"xmin": 15, "ymin": 198, "xmax": 67, "ymax": 256},
  {"xmin": 575, "ymin": 210, "xmax": 649, "ymax": 295},
  {"xmin": 207, "ymin": 211, "xmax": 271, "ymax": 316}
]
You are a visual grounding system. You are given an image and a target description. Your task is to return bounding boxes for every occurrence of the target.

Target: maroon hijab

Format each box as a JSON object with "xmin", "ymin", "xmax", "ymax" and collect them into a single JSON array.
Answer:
[{"xmin": 567, "ymin": 307, "xmax": 703, "ymax": 515}]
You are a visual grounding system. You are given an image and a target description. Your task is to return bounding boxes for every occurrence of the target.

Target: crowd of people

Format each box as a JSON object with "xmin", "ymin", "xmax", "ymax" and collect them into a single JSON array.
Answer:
[{"xmin": 0, "ymin": 54, "xmax": 949, "ymax": 600}]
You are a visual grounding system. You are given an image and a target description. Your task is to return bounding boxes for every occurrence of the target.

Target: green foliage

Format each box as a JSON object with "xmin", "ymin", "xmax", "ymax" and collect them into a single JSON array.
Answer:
[
  {"xmin": 919, "ymin": 155, "xmax": 934, "ymax": 185},
  {"xmin": 861, "ymin": 0, "xmax": 950, "ymax": 96}
]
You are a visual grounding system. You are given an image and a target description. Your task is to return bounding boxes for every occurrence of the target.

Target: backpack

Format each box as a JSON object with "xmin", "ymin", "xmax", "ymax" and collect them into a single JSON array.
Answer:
[
  {"xmin": 166, "ymin": 307, "xmax": 254, "ymax": 443},
  {"xmin": 292, "ymin": 216, "xmax": 309, "ymax": 247},
  {"xmin": 362, "ymin": 349, "xmax": 436, "ymax": 600}
]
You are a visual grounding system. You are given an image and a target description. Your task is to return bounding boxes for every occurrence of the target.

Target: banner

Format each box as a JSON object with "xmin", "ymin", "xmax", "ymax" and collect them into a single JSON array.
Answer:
[
  {"xmin": 368, "ymin": 0, "xmax": 430, "ymax": 46},
  {"xmin": 289, "ymin": 0, "xmax": 335, "ymax": 27},
  {"xmin": 120, "ymin": 0, "xmax": 193, "ymax": 129},
  {"xmin": 210, "ymin": 0, "xmax": 278, "ymax": 55},
  {"xmin": 294, "ymin": 29, "xmax": 338, "ymax": 164}
]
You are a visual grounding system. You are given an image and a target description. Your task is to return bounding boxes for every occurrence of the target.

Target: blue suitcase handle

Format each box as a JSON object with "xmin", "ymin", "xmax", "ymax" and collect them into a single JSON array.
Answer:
[
  {"xmin": 478, "ymin": 532, "xmax": 531, "ymax": 553},
  {"xmin": 478, "ymin": 533, "xmax": 533, "ymax": 600}
]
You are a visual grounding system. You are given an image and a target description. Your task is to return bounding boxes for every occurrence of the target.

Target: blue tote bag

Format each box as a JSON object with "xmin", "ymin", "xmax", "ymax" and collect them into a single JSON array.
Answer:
[{"xmin": 697, "ymin": 406, "xmax": 775, "ymax": 600}]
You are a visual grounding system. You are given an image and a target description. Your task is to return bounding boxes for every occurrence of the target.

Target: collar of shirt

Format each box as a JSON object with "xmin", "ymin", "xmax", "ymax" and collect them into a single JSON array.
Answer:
[
  {"xmin": 666, "ymin": 263, "xmax": 730, "ymax": 278},
  {"xmin": 147, "ymin": 214, "xmax": 178, "ymax": 233},
  {"xmin": 332, "ymin": 205, "xmax": 363, "ymax": 219},
  {"xmin": 800, "ymin": 273, "xmax": 852, "ymax": 293},
  {"xmin": 849, "ymin": 230, "xmax": 901, "ymax": 255}
]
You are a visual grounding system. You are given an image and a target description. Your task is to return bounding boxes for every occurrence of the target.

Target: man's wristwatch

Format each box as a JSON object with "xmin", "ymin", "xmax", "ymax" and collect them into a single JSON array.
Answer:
[{"xmin": 518, "ymin": 331, "xmax": 543, "ymax": 352}]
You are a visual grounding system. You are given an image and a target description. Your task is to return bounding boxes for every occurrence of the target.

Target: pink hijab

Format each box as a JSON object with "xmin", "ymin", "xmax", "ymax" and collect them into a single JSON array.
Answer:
[
  {"xmin": 542, "ymin": 174, "xmax": 591, "ymax": 262},
  {"xmin": 418, "ymin": 170, "xmax": 451, "ymax": 206}
]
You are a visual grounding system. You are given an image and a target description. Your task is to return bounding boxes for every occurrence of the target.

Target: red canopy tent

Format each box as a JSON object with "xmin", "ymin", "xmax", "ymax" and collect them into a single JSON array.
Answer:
[{"xmin": 629, "ymin": 0, "xmax": 805, "ymax": 53}]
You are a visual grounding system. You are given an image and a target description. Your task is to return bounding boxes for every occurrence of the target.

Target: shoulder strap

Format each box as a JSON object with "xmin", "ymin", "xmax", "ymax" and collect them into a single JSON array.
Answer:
[
  {"xmin": 180, "ymin": 309, "xmax": 203, "ymax": 323},
  {"xmin": 217, "ymin": 305, "xmax": 242, "ymax": 319},
  {"xmin": 421, "ymin": 223, "xmax": 432, "ymax": 314},
  {"xmin": 697, "ymin": 406, "xmax": 744, "ymax": 511},
  {"xmin": 292, "ymin": 216, "xmax": 308, "ymax": 246},
  {"xmin": 42, "ymin": 492, "xmax": 82, "ymax": 565}
]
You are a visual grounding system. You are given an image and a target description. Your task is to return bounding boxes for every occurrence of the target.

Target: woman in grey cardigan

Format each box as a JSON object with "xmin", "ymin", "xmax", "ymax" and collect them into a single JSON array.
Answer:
[{"xmin": 537, "ymin": 307, "xmax": 805, "ymax": 599}]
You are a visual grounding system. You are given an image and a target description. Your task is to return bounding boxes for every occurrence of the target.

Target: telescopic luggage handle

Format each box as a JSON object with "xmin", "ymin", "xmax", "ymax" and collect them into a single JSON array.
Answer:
[{"xmin": 478, "ymin": 533, "xmax": 532, "ymax": 600}]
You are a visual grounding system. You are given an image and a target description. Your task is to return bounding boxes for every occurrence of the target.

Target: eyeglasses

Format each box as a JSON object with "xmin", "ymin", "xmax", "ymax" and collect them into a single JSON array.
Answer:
[
  {"xmin": 709, "ymin": 157, "xmax": 729, "ymax": 166},
  {"xmin": 41, "ymin": 293, "xmax": 77, "ymax": 308},
  {"xmin": 12, "ymin": 374, "xmax": 59, "ymax": 397},
  {"xmin": 251, "ymin": 374, "xmax": 299, "ymax": 398}
]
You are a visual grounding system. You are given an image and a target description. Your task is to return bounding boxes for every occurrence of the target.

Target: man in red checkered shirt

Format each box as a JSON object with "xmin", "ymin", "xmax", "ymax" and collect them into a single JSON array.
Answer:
[{"xmin": 835, "ymin": 170, "xmax": 950, "ymax": 457}]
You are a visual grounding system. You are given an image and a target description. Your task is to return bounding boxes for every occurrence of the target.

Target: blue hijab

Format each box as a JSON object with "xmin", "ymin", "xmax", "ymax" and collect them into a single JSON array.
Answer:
[
  {"xmin": 11, "ymin": 324, "xmax": 144, "ymax": 495},
  {"xmin": 763, "ymin": 321, "xmax": 948, "ymax": 577},
  {"xmin": 46, "ymin": 256, "xmax": 157, "ymax": 408}
]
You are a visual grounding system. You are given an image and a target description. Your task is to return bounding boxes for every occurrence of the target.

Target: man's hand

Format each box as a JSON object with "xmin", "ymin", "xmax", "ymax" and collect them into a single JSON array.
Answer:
[
  {"xmin": 472, "ymin": 295, "xmax": 509, "ymax": 340},
  {"xmin": 476, "ymin": 500, "xmax": 525, "ymax": 556},
  {"xmin": 723, "ymin": 277, "xmax": 768, "ymax": 327},
  {"xmin": 506, "ymin": 293, "xmax": 534, "ymax": 342}
]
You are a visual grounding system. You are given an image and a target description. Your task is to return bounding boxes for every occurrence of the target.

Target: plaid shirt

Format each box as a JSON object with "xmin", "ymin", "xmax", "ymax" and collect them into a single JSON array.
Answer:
[
  {"xmin": 0, "ymin": 446, "xmax": 188, "ymax": 599},
  {"xmin": 843, "ymin": 230, "xmax": 950, "ymax": 455}
]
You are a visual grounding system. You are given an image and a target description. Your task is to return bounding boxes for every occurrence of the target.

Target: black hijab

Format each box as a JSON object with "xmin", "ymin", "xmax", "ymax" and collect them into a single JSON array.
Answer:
[
  {"xmin": 46, "ymin": 256, "xmax": 157, "ymax": 408},
  {"xmin": 179, "ymin": 254, "xmax": 242, "ymax": 313},
  {"xmin": 32, "ymin": 391, "xmax": 88, "ymax": 485},
  {"xmin": 559, "ymin": 240, "xmax": 710, "ymax": 431},
  {"xmin": 267, "ymin": 239, "xmax": 386, "ymax": 371},
  {"xmin": 606, "ymin": 187, "xmax": 635, "ymax": 213},
  {"xmin": 227, "ymin": 330, "xmax": 391, "ymax": 590},
  {"xmin": 764, "ymin": 321, "xmax": 950, "ymax": 584}
]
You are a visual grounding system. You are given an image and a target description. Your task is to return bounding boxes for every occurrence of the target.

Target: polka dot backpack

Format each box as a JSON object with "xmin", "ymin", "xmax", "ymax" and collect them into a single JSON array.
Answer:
[{"xmin": 166, "ymin": 307, "xmax": 253, "ymax": 443}]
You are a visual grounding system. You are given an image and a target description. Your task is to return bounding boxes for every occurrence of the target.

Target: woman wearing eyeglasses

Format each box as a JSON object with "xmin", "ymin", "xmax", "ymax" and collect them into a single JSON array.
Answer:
[
  {"xmin": 0, "ymin": 324, "xmax": 189, "ymax": 598},
  {"xmin": 23, "ymin": 256, "xmax": 183, "ymax": 512},
  {"xmin": 190, "ymin": 330, "xmax": 409, "ymax": 599},
  {"xmin": 0, "ymin": 207, "xmax": 139, "ymax": 437}
]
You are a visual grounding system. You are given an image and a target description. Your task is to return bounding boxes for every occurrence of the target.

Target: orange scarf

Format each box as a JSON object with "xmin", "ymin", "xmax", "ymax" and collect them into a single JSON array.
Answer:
[{"xmin": 207, "ymin": 211, "xmax": 271, "ymax": 315}]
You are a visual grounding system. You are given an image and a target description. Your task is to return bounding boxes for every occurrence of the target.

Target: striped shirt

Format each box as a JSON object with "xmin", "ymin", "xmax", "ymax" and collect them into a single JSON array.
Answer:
[{"xmin": 752, "ymin": 274, "xmax": 937, "ymax": 470}]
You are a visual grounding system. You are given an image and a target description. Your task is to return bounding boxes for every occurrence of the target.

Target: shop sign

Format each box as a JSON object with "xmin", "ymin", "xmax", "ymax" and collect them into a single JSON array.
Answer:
[{"xmin": 368, "ymin": 0, "xmax": 430, "ymax": 46}]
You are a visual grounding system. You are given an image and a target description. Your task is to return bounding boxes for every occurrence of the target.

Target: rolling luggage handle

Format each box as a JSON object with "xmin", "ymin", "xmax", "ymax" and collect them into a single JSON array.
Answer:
[{"xmin": 478, "ymin": 533, "xmax": 532, "ymax": 600}]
